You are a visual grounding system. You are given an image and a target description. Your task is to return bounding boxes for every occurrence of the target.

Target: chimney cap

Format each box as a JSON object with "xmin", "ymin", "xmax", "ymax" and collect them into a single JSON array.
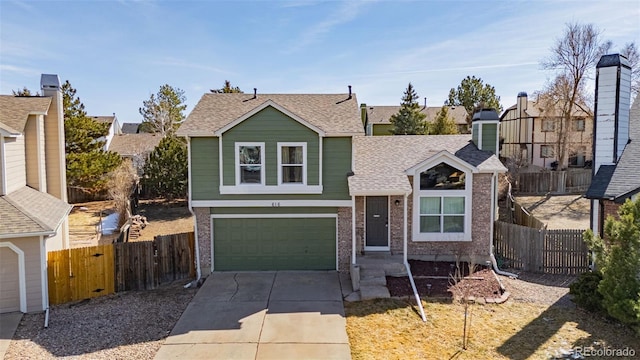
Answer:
[
  {"xmin": 40, "ymin": 74, "xmax": 60, "ymax": 90},
  {"xmin": 597, "ymin": 54, "xmax": 631, "ymax": 69},
  {"xmin": 472, "ymin": 108, "xmax": 500, "ymax": 122},
  {"xmin": 517, "ymin": 91, "xmax": 528, "ymax": 98}
]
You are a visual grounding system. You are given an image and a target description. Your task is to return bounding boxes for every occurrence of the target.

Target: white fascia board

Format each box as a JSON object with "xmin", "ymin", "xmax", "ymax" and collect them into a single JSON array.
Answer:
[
  {"xmin": 405, "ymin": 150, "xmax": 478, "ymax": 175},
  {"xmin": 192, "ymin": 200, "xmax": 352, "ymax": 207}
]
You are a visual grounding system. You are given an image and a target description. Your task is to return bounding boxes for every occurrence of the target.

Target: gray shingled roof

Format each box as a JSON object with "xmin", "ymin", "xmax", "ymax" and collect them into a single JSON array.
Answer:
[
  {"xmin": 108, "ymin": 133, "xmax": 162, "ymax": 156},
  {"xmin": 0, "ymin": 95, "xmax": 52, "ymax": 134},
  {"xmin": 121, "ymin": 123, "xmax": 140, "ymax": 134},
  {"xmin": 366, "ymin": 105, "xmax": 468, "ymax": 126},
  {"xmin": 0, "ymin": 186, "xmax": 72, "ymax": 237},
  {"xmin": 585, "ymin": 99, "xmax": 640, "ymax": 201},
  {"xmin": 176, "ymin": 93, "xmax": 364, "ymax": 137},
  {"xmin": 348, "ymin": 135, "xmax": 506, "ymax": 195}
]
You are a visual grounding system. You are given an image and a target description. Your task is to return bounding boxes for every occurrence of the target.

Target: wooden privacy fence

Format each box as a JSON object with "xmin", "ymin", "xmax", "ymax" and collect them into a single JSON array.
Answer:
[
  {"xmin": 494, "ymin": 221, "xmax": 590, "ymax": 275},
  {"xmin": 512, "ymin": 169, "xmax": 591, "ymax": 195},
  {"xmin": 48, "ymin": 232, "xmax": 195, "ymax": 305}
]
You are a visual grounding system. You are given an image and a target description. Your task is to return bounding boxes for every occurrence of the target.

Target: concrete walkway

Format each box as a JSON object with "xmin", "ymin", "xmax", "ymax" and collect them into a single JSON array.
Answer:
[
  {"xmin": 0, "ymin": 312, "xmax": 23, "ymax": 359},
  {"xmin": 155, "ymin": 271, "xmax": 351, "ymax": 360}
]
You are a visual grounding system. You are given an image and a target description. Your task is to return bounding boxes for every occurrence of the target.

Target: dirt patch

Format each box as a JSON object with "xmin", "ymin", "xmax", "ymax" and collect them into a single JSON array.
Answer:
[
  {"xmin": 68, "ymin": 199, "xmax": 194, "ymax": 247},
  {"xmin": 514, "ymin": 194, "xmax": 589, "ymax": 229},
  {"xmin": 386, "ymin": 260, "xmax": 503, "ymax": 300}
]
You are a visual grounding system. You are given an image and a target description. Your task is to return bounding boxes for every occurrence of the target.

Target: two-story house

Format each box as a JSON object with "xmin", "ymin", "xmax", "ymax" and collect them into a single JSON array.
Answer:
[
  {"xmin": 500, "ymin": 92, "xmax": 592, "ymax": 169},
  {"xmin": 178, "ymin": 88, "xmax": 505, "ymax": 277},
  {"xmin": 0, "ymin": 74, "xmax": 72, "ymax": 314},
  {"xmin": 362, "ymin": 105, "xmax": 469, "ymax": 135}
]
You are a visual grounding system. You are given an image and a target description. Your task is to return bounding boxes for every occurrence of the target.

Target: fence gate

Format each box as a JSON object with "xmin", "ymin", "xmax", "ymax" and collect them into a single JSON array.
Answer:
[{"xmin": 48, "ymin": 245, "xmax": 115, "ymax": 305}]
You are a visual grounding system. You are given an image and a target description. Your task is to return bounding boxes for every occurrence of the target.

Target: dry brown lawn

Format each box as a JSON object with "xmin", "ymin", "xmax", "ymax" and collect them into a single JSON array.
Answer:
[
  {"xmin": 345, "ymin": 297, "xmax": 638, "ymax": 359},
  {"xmin": 514, "ymin": 195, "xmax": 589, "ymax": 230},
  {"xmin": 68, "ymin": 199, "xmax": 194, "ymax": 247}
]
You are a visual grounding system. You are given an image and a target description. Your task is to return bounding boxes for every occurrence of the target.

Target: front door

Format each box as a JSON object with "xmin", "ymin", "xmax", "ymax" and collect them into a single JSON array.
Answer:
[{"xmin": 365, "ymin": 196, "xmax": 389, "ymax": 249}]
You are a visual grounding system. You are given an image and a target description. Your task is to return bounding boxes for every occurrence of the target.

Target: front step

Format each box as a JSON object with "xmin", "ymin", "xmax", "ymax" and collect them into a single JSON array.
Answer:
[{"xmin": 360, "ymin": 285, "xmax": 390, "ymax": 300}]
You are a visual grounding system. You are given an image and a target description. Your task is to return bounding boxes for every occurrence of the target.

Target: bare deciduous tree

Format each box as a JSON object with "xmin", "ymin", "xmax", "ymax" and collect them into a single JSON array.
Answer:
[
  {"xmin": 107, "ymin": 160, "xmax": 138, "ymax": 228},
  {"xmin": 540, "ymin": 23, "xmax": 609, "ymax": 169}
]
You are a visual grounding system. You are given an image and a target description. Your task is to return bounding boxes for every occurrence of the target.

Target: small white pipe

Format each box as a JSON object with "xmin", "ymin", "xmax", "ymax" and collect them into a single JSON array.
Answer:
[
  {"xmin": 405, "ymin": 261, "xmax": 426, "ymax": 322},
  {"xmin": 490, "ymin": 173, "xmax": 518, "ymax": 278},
  {"xmin": 186, "ymin": 137, "xmax": 201, "ymax": 283},
  {"xmin": 490, "ymin": 253, "xmax": 518, "ymax": 278},
  {"xmin": 403, "ymin": 193, "xmax": 408, "ymax": 264}
]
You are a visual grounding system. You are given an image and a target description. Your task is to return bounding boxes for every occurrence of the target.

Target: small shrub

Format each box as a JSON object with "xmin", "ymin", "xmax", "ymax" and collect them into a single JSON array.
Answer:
[{"xmin": 569, "ymin": 271, "xmax": 604, "ymax": 312}]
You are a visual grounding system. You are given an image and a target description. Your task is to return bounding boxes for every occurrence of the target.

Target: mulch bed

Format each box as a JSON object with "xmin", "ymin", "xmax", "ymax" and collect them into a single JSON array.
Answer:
[{"xmin": 386, "ymin": 260, "xmax": 504, "ymax": 300}]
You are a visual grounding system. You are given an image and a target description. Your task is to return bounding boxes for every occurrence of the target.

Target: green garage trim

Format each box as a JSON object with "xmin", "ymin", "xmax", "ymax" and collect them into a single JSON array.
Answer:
[{"xmin": 212, "ymin": 215, "xmax": 337, "ymax": 271}]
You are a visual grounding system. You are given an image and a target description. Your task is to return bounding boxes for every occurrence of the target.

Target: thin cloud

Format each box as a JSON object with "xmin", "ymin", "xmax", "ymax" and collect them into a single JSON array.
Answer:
[
  {"xmin": 0, "ymin": 64, "xmax": 40, "ymax": 77},
  {"xmin": 354, "ymin": 62, "xmax": 540, "ymax": 79},
  {"xmin": 285, "ymin": 0, "xmax": 373, "ymax": 53}
]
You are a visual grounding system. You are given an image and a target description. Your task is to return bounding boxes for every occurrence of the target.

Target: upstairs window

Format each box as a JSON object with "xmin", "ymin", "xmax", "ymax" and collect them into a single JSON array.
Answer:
[
  {"xmin": 278, "ymin": 142, "xmax": 306, "ymax": 184},
  {"xmin": 541, "ymin": 119, "xmax": 555, "ymax": 132},
  {"xmin": 419, "ymin": 163, "xmax": 466, "ymax": 190},
  {"xmin": 572, "ymin": 118, "xmax": 585, "ymax": 132},
  {"xmin": 236, "ymin": 142, "xmax": 264, "ymax": 185}
]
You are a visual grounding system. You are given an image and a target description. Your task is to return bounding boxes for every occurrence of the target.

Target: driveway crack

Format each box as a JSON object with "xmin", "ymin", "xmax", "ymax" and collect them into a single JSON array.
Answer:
[{"xmin": 230, "ymin": 273, "xmax": 240, "ymax": 301}]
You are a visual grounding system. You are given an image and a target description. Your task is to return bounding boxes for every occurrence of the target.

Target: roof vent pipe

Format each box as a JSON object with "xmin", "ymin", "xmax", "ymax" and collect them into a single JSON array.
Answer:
[
  {"xmin": 348, "ymin": 85, "xmax": 352, "ymax": 99},
  {"xmin": 253, "ymin": 88, "xmax": 257, "ymax": 99},
  {"xmin": 424, "ymin": 97, "xmax": 427, "ymax": 109}
]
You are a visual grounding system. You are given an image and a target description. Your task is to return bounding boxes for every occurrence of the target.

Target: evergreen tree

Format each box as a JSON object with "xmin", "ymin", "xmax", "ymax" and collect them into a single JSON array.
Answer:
[
  {"xmin": 584, "ymin": 198, "xmax": 640, "ymax": 330},
  {"xmin": 139, "ymin": 84, "xmax": 187, "ymax": 137},
  {"xmin": 390, "ymin": 83, "xmax": 427, "ymax": 135},
  {"xmin": 142, "ymin": 136, "xmax": 188, "ymax": 200},
  {"xmin": 446, "ymin": 76, "xmax": 502, "ymax": 124},
  {"xmin": 62, "ymin": 80, "xmax": 121, "ymax": 191},
  {"xmin": 12, "ymin": 87, "xmax": 39, "ymax": 96},
  {"xmin": 429, "ymin": 106, "xmax": 459, "ymax": 135},
  {"xmin": 211, "ymin": 80, "xmax": 243, "ymax": 93}
]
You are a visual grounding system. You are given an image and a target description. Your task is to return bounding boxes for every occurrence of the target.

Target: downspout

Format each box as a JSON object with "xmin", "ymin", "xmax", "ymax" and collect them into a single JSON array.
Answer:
[
  {"xmin": 42, "ymin": 236, "xmax": 50, "ymax": 328},
  {"xmin": 351, "ymin": 195, "xmax": 356, "ymax": 265},
  {"xmin": 403, "ymin": 192, "xmax": 426, "ymax": 322},
  {"xmin": 185, "ymin": 137, "xmax": 202, "ymax": 286},
  {"xmin": 490, "ymin": 173, "xmax": 518, "ymax": 278}
]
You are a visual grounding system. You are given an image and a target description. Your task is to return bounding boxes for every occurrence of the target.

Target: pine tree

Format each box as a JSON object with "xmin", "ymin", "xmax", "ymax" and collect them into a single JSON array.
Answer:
[
  {"xmin": 62, "ymin": 80, "xmax": 121, "ymax": 191},
  {"xmin": 584, "ymin": 198, "xmax": 640, "ymax": 329},
  {"xmin": 429, "ymin": 106, "xmax": 459, "ymax": 135},
  {"xmin": 142, "ymin": 136, "xmax": 188, "ymax": 200},
  {"xmin": 139, "ymin": 84, "xmax": 187, "ymax": 137},
  {"xmin": 390, "ymin": 83, "xmax": 427, "ymax": 135},
  {"xmin": 446, "ymin": 76, "xmax": 502, "ymax": 124},
  {"xmin": 211, "ymin": 80, "xmax": 243, "ymax": 93},
  {"xmin": 12, "ymin": 87, "xmax": 39, "ymax": 96}
]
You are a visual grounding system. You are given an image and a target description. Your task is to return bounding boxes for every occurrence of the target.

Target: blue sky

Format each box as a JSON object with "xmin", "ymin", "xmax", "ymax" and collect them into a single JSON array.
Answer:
[{"xmin": 1, "ymin": 0, "xmax": 639, "ymax": 123}]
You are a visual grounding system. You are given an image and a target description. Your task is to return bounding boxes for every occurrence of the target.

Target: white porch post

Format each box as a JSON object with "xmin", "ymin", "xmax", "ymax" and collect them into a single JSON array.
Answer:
[
  {"xmin": 403, "ymin": 193, "xmax": 408, "ymax": 263},
  {"xmin": 352, "ymin": 195, "xmax": 356, "ymax": 264}
]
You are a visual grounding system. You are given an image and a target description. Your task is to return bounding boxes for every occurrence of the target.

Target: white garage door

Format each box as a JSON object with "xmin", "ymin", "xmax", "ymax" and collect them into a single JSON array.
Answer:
[{"xmin": 0, "ymin": 247, "xmax": 20, "ymax": 313}]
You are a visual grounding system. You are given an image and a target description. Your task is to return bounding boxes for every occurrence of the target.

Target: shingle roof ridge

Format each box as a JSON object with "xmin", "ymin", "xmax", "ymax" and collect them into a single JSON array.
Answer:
[{"xmin": 2, "ymin": 189, "xmax": 50, "ymax": 231}]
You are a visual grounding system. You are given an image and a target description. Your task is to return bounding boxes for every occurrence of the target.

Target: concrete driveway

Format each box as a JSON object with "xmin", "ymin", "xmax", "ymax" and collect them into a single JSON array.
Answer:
[{"xmin": 154, "ymin": 271, "xmax": 351, "ymax": 360}]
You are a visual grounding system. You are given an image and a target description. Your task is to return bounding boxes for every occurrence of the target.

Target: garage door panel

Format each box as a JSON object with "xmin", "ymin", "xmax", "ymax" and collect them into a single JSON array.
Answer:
[
  {"xmin": 0, "ymin": 247, "xmax": 20, "ymax": 313},
  {"xmin": 214, "ymin": 217, "xmax": 336, "ymax": 271}
]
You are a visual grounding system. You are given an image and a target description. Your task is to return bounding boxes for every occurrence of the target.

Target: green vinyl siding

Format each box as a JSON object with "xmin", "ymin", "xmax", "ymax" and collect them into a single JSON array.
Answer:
[
  {"xmin": 321, "ymin": 137, "xmax": 351, "ymax": 199},
  {"xmin": 222, "ymin": 106, "xmax": 319, "ymax": 186},
  {"xmin": 481, "ymin": 123, "xmax": 497, "ymax": 154},
  {"xmin": 213, "ymin": 217, "xmax": 336, "ymax": 270},
  {"xmin": 372, "ymin": 124, "xmax": 394, "ymax": 136},
  {"xmin": 472, "ymin": 123, "xmax": 479, "ymax": 146},
  {"xmin": 191, "ymin": 137, "xmax": 218, "ymax": 200}
]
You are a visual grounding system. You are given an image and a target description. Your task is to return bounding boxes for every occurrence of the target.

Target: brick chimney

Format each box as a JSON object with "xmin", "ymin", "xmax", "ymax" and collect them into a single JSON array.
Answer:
[{"xmin": 40, "ymin": 74, "xmax": 67, "ymax": 202}]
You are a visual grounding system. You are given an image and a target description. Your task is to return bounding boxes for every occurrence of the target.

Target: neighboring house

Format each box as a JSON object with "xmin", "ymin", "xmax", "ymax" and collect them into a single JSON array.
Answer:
[
  {"xmin": 0, "ymin": 74, "xmax": 72, "ymax": 314},
  {"xmin": 500, "ymin": 92, "xmax": 592, "ymax": 169},
  {"xmin": 108, "ymin": 133, "xmax": 162, "ymax": 173},
  {"xmin": 362, "ymin": 105, "xmax": 469, "ymax": 135},
  {"xmin": 177, "ymin": 88, "xmax": 505, "ymax": 276},
  {"xmin": 586, "ymin": 54, "xmax": 639, "ymax": 238},
  {"xmin": 91, "ymin": 114, "xmax": 122, "ymax": 150}
]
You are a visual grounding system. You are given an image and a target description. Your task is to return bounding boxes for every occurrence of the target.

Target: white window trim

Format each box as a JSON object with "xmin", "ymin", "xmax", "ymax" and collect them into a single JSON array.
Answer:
[
  {"xmin": 412, "ymin": 164, "xmax": 472, "ymax": 242},
  {"xmin": 235, "ymin": 142, "xmax": 265, "ymax": 186},
  {"xmin": 277, "ymin": 142, "xmax": 307, "ymax": 186}
]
